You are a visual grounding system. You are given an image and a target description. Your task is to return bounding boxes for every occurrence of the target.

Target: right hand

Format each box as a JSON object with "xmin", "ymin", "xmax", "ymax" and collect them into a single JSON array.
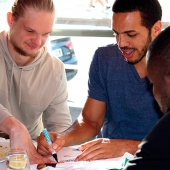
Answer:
[
  {"xmin": 37, "ymin": 132, "xmax": 65, "ymax": 156},
  {"xmin": 0, "ymin": 117, "xmax": 54, "ymax": 164}
]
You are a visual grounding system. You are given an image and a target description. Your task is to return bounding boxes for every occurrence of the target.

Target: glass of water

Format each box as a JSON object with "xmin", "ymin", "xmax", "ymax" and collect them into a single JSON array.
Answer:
[{"xmin": 5, "ymin": 148, "xmax": 30, "ymax": 170}]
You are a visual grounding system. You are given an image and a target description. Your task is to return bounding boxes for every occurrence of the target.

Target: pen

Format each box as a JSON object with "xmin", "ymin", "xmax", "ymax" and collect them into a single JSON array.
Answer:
[{"xmin": 43, "ymin": 128, "xmax": 58, "ymax": 163}]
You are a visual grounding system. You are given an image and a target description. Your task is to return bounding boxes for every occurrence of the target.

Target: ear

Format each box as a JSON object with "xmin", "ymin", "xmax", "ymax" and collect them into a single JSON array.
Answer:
[
  {"xmin": 7, "ymin": 12, "xmax": 14, "ymax": 27},
  {"xmin": 151, "ymin": 20, "xmax": 162, "ymax": 40}
]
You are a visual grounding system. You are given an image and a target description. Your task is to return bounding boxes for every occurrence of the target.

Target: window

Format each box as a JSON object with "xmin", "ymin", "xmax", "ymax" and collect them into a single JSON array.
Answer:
[{"xmin": 0, "ymin": 0, "xmax": 169, "ymax": 109}]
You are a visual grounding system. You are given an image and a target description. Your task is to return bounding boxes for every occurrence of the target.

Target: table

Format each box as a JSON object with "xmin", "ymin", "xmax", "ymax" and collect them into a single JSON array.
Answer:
[{"xmin": 0, "ymin": 138, "xmax": 134, "ymax": 170}]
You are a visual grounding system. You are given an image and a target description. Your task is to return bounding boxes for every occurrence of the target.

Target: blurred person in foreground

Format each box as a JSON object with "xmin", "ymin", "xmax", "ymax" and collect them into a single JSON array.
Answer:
[
  {"xmin": 125, "ymin": 25, "xmax": 170, "ymax": 170},
  {"xmin": 37, "ymin": 0, "xmax": 163, "ymax": 161},
  {"xmin": 0, "ymin": 0, "xmax": 71, "ymax": 164}
]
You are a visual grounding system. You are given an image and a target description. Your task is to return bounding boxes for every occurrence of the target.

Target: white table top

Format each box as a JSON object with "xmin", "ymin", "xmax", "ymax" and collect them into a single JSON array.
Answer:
[{"xmin": 0, "ymin": 137, "xmax": 134, "ymax": 170}]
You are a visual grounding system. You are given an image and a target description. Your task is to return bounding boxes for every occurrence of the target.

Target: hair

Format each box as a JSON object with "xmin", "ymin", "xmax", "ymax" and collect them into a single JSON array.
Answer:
[
  {"xmin": 112, "ymin": 0, "xmax": 162, "ymax": 30},
  {"xmin": 11, "ymin": 0, "xmax": 55, "ymax": 21},
  {"xmin": 147, "ymin": 26, "xmax": 170, "ymax": 76}
]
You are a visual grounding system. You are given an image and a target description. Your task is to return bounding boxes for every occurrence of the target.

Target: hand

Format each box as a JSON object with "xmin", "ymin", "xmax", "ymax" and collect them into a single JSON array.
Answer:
[
  {"xmin": 0, "ymin": 117, "xmax": 53, "ymax": 164},
  {"xmin": 37, "ymin": 132, "xmax": 65, "ymax": 156},
  {"xmin": 75, "ymin": 138, "xmax": 140, "ymax": 161}
]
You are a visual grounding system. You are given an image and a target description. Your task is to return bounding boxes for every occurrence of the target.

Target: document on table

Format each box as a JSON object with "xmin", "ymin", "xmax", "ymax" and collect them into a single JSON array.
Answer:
[
  {"xmin": 31, "ymin": 146, "xmax": 134, "ymax": 170},
  {"xmin": 57, "ymin": 146, "xmax": 82, "ymax": 163}
]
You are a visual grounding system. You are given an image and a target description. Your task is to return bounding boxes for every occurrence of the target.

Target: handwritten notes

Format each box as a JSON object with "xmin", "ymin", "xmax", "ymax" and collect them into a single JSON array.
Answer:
[{"xmin": 57, "ymin": 146, "xmax": 82, "ymax": 163}]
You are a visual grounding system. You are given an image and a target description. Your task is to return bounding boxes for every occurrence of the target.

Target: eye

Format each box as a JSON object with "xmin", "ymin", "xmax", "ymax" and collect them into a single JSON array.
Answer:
[
  {"xmin": 26, "ymin": 29, "xmax": 34, "ymax": 33},
  {"xmin": 44, "ymin": 33, "xmax": 50, "ymax": 36},
  {"xmin": 127, "ymin": 33, "xmax": 137, "ymax": 37},
  {"xmin": 113, "ymin": 31, "xmax": 118, "ymax": 37}
]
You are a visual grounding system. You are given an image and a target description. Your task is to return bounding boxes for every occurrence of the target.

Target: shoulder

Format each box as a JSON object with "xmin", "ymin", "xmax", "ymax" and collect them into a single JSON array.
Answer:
[
  {"xmin": 91, "ymin": 43, "xmax": 123, "ymax": 67},
  {"xmin": 41, "ymin": 52, "xmax": 66, "ymax": 82},
  {"xmin": 96, "ymin": 43, "xmax": 120, "ymax": 54},
  {"xmin": 45, "ymin": 52, "xmax": 64, "ymax": 71},
  {"xmin": 93, "ymin": 43, "xmax": 122, "ymax": 61}
]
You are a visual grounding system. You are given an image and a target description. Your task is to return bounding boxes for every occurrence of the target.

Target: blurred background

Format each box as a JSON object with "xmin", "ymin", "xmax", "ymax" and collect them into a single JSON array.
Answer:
[{"xmin": 0, "ymin": 0, "xmax": 169, "ymax": 122}]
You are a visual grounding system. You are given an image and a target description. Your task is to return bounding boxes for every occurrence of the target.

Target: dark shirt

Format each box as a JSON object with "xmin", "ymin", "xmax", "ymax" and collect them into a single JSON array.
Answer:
[{"xmin": 125, "ymin": 110, "xmax": 170, "ymax": 170}]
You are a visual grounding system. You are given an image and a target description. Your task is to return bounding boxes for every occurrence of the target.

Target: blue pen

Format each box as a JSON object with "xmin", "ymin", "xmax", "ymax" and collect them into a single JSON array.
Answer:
[{"xmin": 43, "ymin": 128, "xmax": 58, "ymax": 162}]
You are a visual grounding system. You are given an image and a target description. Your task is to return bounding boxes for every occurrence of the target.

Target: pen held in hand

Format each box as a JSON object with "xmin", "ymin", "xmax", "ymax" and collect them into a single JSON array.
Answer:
[{"xmin": 43, "ymin": 128, "xmax": 58, "ymax": 163}]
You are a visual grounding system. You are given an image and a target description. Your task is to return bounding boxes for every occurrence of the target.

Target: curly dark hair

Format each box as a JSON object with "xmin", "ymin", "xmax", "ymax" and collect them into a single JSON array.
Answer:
[{"xmin": 112, "ymin": 0, "xmax": 162, "ymax": 30}]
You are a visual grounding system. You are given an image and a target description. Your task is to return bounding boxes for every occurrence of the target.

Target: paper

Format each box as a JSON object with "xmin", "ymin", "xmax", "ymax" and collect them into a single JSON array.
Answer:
[
  {"xmin": 30, "ymin": 151, "xmax": 134, "ymax": 170},
  {"xmin": 57, "ymin": 146, "xmax": 82, "ymax": 163},
  {"xmin": 0, "ymin": 138, "xmax": 134, "ymax": 170}
]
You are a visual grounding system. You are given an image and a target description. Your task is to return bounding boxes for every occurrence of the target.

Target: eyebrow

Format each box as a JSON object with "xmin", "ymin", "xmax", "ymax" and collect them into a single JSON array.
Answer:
[
  {"xmin": 24, "ymin": 26, "xmax": 52, "ymax": 35},
  {"xmin": 112, "ymin": 29, "xmax": 137, "ymax": 34}
]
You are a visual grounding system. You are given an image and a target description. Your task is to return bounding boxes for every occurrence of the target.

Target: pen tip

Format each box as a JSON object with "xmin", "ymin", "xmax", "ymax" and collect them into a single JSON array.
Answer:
[{"xmin": 53, "ymin": 153, "xmax": 58, "ymax": 163}]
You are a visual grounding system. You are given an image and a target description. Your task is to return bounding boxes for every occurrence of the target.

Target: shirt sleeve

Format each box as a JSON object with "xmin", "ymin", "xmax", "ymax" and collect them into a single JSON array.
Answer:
[
  {"xmin": 0, "ymin": 104, "xmax": 13, "ymax": 124},
  {"xmin": 88, "ymin": 48, "xmax": 107, "ymax": 102},
  {"xmin": 42, "ymin": 62, "xmax": 72, "ymax": 133}
]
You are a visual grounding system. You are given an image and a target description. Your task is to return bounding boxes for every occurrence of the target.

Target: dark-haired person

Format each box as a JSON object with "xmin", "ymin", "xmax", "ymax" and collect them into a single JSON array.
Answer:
[
  {"xmin": 125, "ymin": 25, "xmax": 170, "ymax": 170},
  {"xmin": 0, "ymin": 0, "xmax": 71, "ymax": 164},
  {"xmin": 37, "ymin": 0, "xmax": 163, "ymax": 161}
]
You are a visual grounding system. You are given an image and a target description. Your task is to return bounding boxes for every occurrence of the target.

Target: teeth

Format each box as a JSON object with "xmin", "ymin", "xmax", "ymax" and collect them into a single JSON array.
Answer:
[
  {"xmin": 126, "ymin": 51, "xmax": 131, "ymax": 54},
  {"xmin": 125, "ymin": 49, "xmax": 134, "ymax": 54}
]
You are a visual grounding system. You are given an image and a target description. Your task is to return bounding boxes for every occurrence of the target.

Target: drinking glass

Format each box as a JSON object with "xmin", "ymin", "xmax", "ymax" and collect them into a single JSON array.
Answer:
[
  {"xmin": 5, "ymin": 148, "xmax": 30, "ymax": 170},
  {"xmin": 0, "ymin": 146, "xmax": 7, "ymax": 162}
]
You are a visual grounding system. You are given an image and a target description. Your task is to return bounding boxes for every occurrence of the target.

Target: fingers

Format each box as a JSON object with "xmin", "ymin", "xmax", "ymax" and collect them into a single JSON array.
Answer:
[
  {"xmin": 78, "ymin": 138, "xmax": 100, "ymax": 151},
  {"xmin": 37, "ymin": 133, "xmax": 52, "ymax": 156},
  {"xmin": 75, "ymin": 139, "xmax": 112, "ymax": 161},
  {"xmin": 75, "ymin": 144, "xmax": 102, "ymax": 161},
  {"xmin": 29, "ymin": 153, "xmax": 55, "ymax": 164},
  {"xmin": 51, "ymin": 133, "xmax": 65, "ymax": 151},
  {"xmin": 37, "ymin": 132, "xmax": 65, "ymax": 156}
]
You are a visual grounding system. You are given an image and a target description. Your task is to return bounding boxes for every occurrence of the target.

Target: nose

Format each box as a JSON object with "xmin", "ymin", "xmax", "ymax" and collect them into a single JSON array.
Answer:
[
  {"xmin": 31, "ymin": 33, "xmax": 42, "ymax": 46},
  {"xmin": 116, "ymin": 34, "xmax": 129, "ymax": 48}
]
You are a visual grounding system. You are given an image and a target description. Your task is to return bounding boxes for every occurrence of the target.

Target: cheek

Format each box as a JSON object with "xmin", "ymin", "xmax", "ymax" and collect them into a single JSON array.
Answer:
[{"xmin": 42, "ymin": 37, "xmax": 48, "ymax": 44}]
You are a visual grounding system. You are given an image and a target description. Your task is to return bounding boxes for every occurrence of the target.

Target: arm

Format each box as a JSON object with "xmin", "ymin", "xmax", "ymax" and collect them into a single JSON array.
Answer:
[
  {"xmin": 42, "ymin": 60, "xmax": 71, "ymax": 133},
  {"xmin": 37, "ymin": 97, "xmax": 106, "ymax": 154},
  {"xmin": 62, "ymin": 97, "xmax": 106, "ymax": 146},
  {"xmin": 37, "ymin": 97, "xmax": 141, "ymax": 160},
  {"xmin": 75, "ymin": 138, "xmax": 141, "ymax": 161},
  {"xmin": 0, "ymin": 116, "xmax": 54, "ymax": 164}
]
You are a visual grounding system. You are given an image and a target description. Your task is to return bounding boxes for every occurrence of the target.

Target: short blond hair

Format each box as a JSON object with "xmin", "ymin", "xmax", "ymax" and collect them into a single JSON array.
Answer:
[{"xmin": 12, "ymin": 0, "xmax": 55, "ymax": 21}]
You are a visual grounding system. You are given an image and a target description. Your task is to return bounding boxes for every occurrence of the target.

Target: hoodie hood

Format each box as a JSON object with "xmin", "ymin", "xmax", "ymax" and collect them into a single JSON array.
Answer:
[{"xmin": 0, "ymin": 31, "xmax": 48, "ymax": 105}]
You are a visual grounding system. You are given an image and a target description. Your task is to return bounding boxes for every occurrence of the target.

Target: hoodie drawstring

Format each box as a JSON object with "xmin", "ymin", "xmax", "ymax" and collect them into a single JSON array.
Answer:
[{"xmin": 18, "ymin": 69, "xmax": 23, "ymax": 106}]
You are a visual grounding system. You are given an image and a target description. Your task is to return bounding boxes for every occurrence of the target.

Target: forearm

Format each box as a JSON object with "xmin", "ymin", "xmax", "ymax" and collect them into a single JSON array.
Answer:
[
  {"xmin": 0, "ymin": 116, "xmax": 27, "ymax": 139},
  {"xmin": 110, "ymin": 139, "xmax": 141, "ymax": 157},
  {"xmin": 61, "ymin": 115, "xmax": 100, "ymax": 146}
]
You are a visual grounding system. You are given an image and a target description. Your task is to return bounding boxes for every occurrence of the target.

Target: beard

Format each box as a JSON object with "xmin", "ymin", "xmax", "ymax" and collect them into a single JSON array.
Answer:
[
  {"xmin": 125, "ymin": 31, "xmax": 152, "ymax": 65},
  {"xmin": 10, "ymin": 36, "xmax": 39, "ymax": 58}
]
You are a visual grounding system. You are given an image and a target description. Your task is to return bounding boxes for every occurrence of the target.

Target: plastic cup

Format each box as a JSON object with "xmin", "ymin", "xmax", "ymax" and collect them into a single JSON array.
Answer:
[{"xmin": 5, "ymin": 148, "xmax": 30, "ymax": 170}]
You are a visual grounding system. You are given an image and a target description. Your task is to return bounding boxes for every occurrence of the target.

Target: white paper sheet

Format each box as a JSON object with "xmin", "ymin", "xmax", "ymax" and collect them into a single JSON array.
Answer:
[
  {"xmin": 0, "ymin": 138, "xmax": 134, "ymax": 170},
  {"xmin": 31, "ymin": 147, "xmax": 134, "ymax": 170},
  {"xmin": 57, "ymin": 146, "xmax": 82, "ymax": 163}
]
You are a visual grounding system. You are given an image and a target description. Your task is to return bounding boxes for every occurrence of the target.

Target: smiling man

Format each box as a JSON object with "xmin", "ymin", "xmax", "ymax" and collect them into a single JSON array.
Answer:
[
  {"xmin": 37, "ymin": 0, "xmax": 163, "ymax": 161},
  {"xmin": 0, "ymin": 0, "xmax": 71, "ymax": 164}
]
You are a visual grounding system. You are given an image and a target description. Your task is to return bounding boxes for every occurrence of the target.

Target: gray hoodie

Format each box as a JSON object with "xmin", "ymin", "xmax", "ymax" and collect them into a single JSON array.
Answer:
[{"xmin": 0, "ymin": 31, "xmax": 71, "ymax": 139}]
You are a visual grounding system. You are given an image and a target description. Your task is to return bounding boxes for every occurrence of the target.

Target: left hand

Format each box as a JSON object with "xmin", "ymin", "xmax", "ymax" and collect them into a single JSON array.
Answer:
[{"xmin": 75, "ymin": 138, "xmax": 140, "ymax": 161}]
